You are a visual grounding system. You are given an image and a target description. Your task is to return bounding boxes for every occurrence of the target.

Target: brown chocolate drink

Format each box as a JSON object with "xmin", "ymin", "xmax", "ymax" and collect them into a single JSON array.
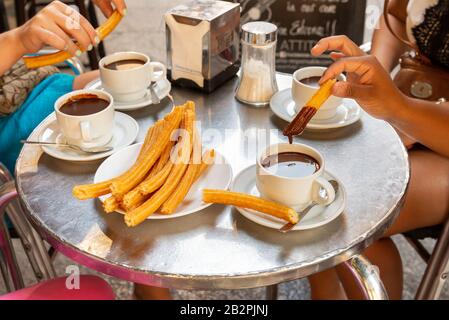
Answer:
[
  {"xmin": 262, "ymin": 152, "xmax": 320, "ymax": 178},
  {"xmin": 104, "ymin": 59, "xmax": 146, "ymax": 71},
  {"xmin": 300, "ymin": 76, "xmax": 322, "ymax": 88},
  {"xmin": 59, "ymin": 94, "xmax": 109, "ymax": 116}
]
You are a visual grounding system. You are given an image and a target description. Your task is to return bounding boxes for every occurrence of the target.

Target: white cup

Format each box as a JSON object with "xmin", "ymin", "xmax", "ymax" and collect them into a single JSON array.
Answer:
[
  {"xmin": 292, "ymin": 67, "xmax": 346, "ymax": 120},
  {"xmin": 256, "ymin": 143, "xmax": 335, "ymax": 213},
  {"xmin": 99, "ymin": 52, "xmax": 167, "ymax": 102},
  {"xmin": 54, "ymin": 89, "xmax": 114, "ymax": 148}
]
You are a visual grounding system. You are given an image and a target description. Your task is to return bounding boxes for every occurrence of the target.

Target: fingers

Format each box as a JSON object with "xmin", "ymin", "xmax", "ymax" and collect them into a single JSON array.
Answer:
[
  {"xmin": 320, "ymin": 56, "xmax": 376, "ymax": 85},
  {"xmin": 42, "ymin": 22, "xmax": 80, "ymax": 56},
  {"xmin": 311, "ymin": 35, "xmax": 365, "ymax": 58},
  {"xmin": 48, "ymin": 7, "xmax": 93, "ymax": 51},
  {"xmin": 331, "ymin": 81, "xmax": 372, "ymax": 100},
  {"xmin": 33, "ymin": 26, "xmax": 69, "ymax": 53}
]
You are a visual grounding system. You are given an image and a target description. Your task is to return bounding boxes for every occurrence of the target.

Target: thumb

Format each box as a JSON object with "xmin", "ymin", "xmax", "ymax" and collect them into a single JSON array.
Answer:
[{"xmin": 332, "ymin": 81, "xmax": 371, "ymax": 100}]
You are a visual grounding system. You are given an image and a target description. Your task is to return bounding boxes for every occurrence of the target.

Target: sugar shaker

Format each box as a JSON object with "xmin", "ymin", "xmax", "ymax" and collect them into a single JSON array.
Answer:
[{"xmin": 235, "ymin": 21, "xmax": 279, "ymax": 106}]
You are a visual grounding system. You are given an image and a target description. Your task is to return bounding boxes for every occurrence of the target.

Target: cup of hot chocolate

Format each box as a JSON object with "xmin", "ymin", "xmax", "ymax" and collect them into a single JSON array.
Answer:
[
  {"xmin": 256, "ymin": 143, "xmax": 335, "ymax": 212},
  {"xmin": 54, "ymin": 89, "xmax": 114, "ymax": 148},
  {"xmin": 292, "ymin": 66, "xmax": 346, "ymax": 120},
  {"xmin": 99, "ymin": 52, "xmax": 166, "ymax": 102}
]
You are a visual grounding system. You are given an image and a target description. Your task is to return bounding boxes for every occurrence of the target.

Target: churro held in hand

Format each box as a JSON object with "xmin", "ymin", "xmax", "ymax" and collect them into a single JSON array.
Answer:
[
  {"xmin": 24, "ymin": 11, "xmax": 124, "ymax": 69},
  {"xmin": 283, "ymin": 79, "xmax": 337, "ymax": 142}
]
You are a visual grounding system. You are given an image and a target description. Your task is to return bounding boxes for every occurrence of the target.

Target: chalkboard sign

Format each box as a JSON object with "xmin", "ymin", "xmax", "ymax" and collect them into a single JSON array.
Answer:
[{"xmin": 228, "ymin": 0, "xmax": 367, "ymax": 73}]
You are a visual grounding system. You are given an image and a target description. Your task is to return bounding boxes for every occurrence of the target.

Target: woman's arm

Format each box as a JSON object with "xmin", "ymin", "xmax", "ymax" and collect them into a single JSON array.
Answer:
[
  {"xmin": 0, "ymin": 30, "xmax": 26, "ymax": 75},
  {"xmin": 313, "ymin": 36, "xmax": 449, "ymax": 158},
  {"xmin": 371, "ymin": 0, "xmax": 409, "ymax": 72},
  {"xmin": 391, "ymin": 98, "xmax": 449, "ymax": 156},
  {"xmin": 0, "ymin": 0, "xmax": 126, "ymax": 76}
]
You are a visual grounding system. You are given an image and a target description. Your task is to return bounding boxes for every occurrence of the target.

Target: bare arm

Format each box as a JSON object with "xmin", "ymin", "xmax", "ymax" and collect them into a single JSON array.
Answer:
[
  {"xmin": 314, "ymin": 36, "xmax": 449, "ymax": 158},
  {"xmin": 371, "ymin": 0, "xmax": 409, "ymax": 72},
  {"xmin": 0, "ymin": 30, "xmax": 26, "ymax": 75},
  {"xmin": 391, "ymin": 99, "xmax": 449, "ymax": 156}
]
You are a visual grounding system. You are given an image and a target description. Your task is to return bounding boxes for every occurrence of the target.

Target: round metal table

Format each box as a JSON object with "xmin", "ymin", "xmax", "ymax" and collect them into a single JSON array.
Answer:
[{"xmin": 15, "ymin": 73, "xmax": 409, "ymax": 298}]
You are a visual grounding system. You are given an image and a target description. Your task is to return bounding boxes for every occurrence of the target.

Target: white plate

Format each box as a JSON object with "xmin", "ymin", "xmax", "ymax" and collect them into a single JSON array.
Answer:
[
  {"xmin": 38, "ymin": 112, "xmax": 139, "ymax": 162},
  {"xmin": 270, "ymin": 88, "xmax": 362, "ymax": 130},
  {"xmin": 232, "ymin": 165, "xmax": 346, "ymax": 230},
  {"xmin": 94, "ymin": 143, "xmax": 233, "ymax": 219},
  {"xmin": 84, "ymin": 77, "xmax": 172, "ymax": 111}
]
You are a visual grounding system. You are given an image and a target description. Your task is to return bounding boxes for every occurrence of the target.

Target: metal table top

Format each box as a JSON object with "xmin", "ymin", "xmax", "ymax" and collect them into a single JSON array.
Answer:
[{"xmin": 15, "ymin": 74, "xmax": 409, "ymax": 290}]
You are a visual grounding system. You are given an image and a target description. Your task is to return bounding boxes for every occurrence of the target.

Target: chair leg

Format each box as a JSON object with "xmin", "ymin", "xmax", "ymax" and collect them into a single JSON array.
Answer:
[
  {"xmin": 87, "ymin": 0, "xmax": 106, "ymax": 58},
  {"xmin": 75, "ymin": 0, "xmax": 99, "ymax": 69},
  {"xmin": 14, "ymin": 0, "xmax": 27, "ymax": 26},
  {"xmin": 0, "ymin": 0, "xmax": 10, "ymax": 32},
  {"xmin": 415, "ymin": 218, "xmax": 449, "ymax": 300},
  {"xmin": 0, "ymin": 182, "xmax": 25, "ymax": 291},
  {"xmin": 6, "ymin": 200, "xmax": 56, "ymax": 281}
]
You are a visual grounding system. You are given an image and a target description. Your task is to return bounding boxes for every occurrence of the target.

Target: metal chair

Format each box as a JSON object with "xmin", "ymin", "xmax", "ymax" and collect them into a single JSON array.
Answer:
[
  {"xmin": 0, "ymin": 52, "xmax": 84, "ymax": 292},
  {"xmin": 14, "ymin": 0, "xmax": 106, "ymax": 70},
  {"xmin": 403, "ymin": 223, "xmax": 449, "ymax": 299},
  {"xmin": 0, "ymin": 164, "xmax": 56, "ymax": 292}
]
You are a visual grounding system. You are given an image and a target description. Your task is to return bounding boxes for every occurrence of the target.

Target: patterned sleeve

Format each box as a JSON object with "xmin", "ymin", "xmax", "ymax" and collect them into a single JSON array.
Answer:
[{"xmin": 0, "ymin": 61, "xmax": 59, "ymax": 116}]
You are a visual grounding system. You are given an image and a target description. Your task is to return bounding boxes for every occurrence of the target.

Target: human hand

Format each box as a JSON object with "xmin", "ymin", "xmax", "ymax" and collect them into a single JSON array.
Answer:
[
  {"xmin": 93, "ymin": 0, "xmax": 127, "ymax": 17},
  {"xmin": 311, "ymin": 35, "xmax": 406, "ymax": 121},
  {"xmin": 15, "ymin": 1, "xmax": 98, "ymax": 57}
]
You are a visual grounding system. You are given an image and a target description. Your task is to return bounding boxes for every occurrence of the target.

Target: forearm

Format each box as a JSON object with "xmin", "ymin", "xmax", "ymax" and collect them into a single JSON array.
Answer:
[
  {"xmin": 372, "ymin": 15, "xmax": 408, "ymax": 72},
  {"xmin": 390, "ymin": 97, "xmax": 449, "ymax": 157},
  {"xmin": 0, "ymin": 29, "xmax": 26, "ymax": 76}
]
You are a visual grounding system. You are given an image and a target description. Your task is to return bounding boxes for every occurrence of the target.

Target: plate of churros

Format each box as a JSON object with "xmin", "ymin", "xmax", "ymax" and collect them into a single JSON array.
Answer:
[{"xmin": 73, "ymin": 101, "xmax": 232, "ymax": 227}]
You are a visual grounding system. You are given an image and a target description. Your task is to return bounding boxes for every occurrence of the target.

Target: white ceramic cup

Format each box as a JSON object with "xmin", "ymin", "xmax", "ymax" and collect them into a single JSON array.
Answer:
[
  {"xmin": 292, "ymin": 67, "xmax": 346, "ymax": 120},
  {"xmin": 54, "ymin": 89, "xmax": 114, "ymax": 148},
  {"xmin": 256, "ymin": 143, "xmax": 335, "ymax": 212},
  {"xmin": 99, "ymin": 52, "xmax": 167, "ymax": 102}
]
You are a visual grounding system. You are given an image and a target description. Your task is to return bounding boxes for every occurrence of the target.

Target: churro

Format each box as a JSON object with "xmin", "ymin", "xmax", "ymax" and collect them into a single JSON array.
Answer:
[
  {"xmin": 283, "ymin": 79, "xmax": 336, "ymax": 141},
  {"xmin": 124, "ymin": 107, "xmax": 195, "ymax": 226},
  {"xmin": 72, "ymin": 120, "xmax": 161, "ymax": 200},
  {"xmin": 202, "ymin": 189, "xmax": 299, "ymax": 224},
  {"xmin": 110, "ymin": 105, "xmax": 184, "ymax": 197},
  {"xmin": 24, "ymin": 11, "xmax": 123, "ymax": 69},
  {"xmin": 103, "ymin": 196, "xmax": 120, "ymax": 213}
]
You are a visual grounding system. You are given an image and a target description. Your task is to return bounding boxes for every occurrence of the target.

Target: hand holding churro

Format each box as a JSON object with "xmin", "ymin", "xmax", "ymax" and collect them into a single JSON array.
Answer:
[{"xmin": 23, "ymin": 10, "xmax": 123, "ymax": 69}]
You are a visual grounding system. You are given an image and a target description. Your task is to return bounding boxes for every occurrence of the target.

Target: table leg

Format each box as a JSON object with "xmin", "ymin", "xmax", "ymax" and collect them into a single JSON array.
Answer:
[
  {"xmin": 342, "ymin": 254, "xmax": 389, "ymax": 300},
  {"xmin": 266, "ymin": 284, "xmax": 278, "ymax": 300}
]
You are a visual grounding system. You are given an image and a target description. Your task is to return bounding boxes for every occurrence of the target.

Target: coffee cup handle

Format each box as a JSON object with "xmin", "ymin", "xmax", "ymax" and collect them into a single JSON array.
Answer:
[
  {"xmin": 313, "ymin": 177, "xmax": 336, "ymax": 205},
  {"xmin": 80, "ymin": 121, "xmax": 92, "ymax": 142},
  {"xmin": 150, "ymin": 62, "xmax": 167, "ymax": 82}
]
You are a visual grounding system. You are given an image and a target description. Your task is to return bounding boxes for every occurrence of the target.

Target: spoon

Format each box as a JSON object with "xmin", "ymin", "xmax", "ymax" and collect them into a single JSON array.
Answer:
[
  {"xmin": 21, "ymin": 140, "xmax": 113, "ymax": 154},
  {"xmin": 279, "ymin": 180, "xmax": 339, "ymax": 233}
]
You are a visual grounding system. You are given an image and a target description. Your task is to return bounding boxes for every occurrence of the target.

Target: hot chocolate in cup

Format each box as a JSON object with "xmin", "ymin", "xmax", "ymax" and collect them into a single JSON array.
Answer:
[
  {"xmin": 256, "ymin": 143, "xmax": 335, "ymax": 215},
  {"xmin": 292, "ymin": 67, "xmax": 346, "ymax": 121},
  {"xmin": 54, "ymin": 89, "xmax": 114, "ymax": 149},
  {"xmin": 99, "ymin": 52, "xmax": 166, "ymax": 103}
]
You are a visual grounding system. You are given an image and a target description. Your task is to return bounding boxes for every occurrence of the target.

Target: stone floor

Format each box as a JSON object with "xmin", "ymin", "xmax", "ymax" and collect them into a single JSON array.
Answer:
[{"xmin": 2, "ymin": 0, "xmax": 449, "ymax": 300}]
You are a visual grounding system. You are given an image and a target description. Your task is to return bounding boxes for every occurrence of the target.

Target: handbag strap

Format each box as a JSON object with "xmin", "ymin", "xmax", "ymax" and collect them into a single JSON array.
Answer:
[
  {"xmin": 383, "ymin": 0, "xmax": 432, "ymax": 64},
  {"xmin": 383, "ymin": 0, "xmax": 416, "ymax": 49}
]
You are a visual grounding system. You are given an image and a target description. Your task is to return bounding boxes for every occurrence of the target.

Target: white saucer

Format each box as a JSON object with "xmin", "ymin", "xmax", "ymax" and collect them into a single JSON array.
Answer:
[
  {"xmin": 38, "ymin": 112, "xmax": 139, "ymax": 162},
  {"xmin": 232, "ymin": 165, "xmax": 346, "ymax": 231},
  {"xmin": 94, "ymin": 143, "xmax": 233, "ymax": 219},
  {"xmin": 270, "ymin": 88, "xmax": 362, "ymax": 130},
  {"xmin": 84, "ymin": 78, "xmax": 172, "ymax": 111}
]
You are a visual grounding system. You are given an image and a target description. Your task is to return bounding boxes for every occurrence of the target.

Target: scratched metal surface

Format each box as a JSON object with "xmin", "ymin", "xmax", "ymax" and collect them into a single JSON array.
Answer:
[{"xmin": 15, "ymin": 74, "xmax": 409, "ymax": 289}]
